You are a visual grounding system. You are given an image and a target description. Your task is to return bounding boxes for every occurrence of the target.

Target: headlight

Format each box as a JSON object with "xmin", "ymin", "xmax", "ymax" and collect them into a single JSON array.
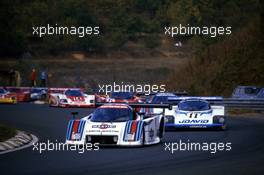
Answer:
[
  {"xmin": 218, "ymin": 117, "xmax": 225, "ymax": 124},
  {"xmin": 86, "ymin": 136, "xmax": 92, "ymax": 142},
  {"xmin": 165, "ymin": 115, "xmax": 174, "ymax": 124},
  {"xmin": 113, "ymin": 136, "xmax": 118, "ymax": 142},
  {"xmin": 213, "ymin": 116, "xmax": 226, "ymax": 124}
]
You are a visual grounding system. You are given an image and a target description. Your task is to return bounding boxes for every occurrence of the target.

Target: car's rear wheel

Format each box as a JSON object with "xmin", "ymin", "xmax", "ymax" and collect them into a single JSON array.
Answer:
[{"xmin": 49, "ymin": 97, "xmax": 58, "ymax": 106}]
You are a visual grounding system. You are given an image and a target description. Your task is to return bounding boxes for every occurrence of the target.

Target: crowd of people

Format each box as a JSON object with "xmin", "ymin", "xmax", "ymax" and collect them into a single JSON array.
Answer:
[
  {"xmin": 30, "ymin": 68, "xmax": 47, "ymax": 87},
  {"xmin": 7, "ymin": 68, "xmax": 48, "ymax": 87}
]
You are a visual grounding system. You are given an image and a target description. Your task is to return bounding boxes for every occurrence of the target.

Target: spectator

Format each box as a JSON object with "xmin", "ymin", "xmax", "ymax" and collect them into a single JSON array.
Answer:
[
  {"xmin": 31, "ymin": 68, "xmax": 37, "ymax": 87},
  {"xmin": 40, "ymin": 70, "xmax": 47, "ymax": 87},
  {"xmin": 9, "ymin": 69, "xmax": 15, "ymax": 86},
  {"xmin": 14, "ymin": 70, "xmax": 21, "ymax": 87}
]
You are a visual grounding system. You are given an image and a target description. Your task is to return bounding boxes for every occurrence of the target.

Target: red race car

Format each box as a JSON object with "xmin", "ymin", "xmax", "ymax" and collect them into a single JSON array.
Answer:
[
  {"xmin": 5, "ymin": 87, "xmax": 30, "ymax": 102},
  {"xmin": 106, "ymin": 92, "xmax": 140, "ymax": 103}
]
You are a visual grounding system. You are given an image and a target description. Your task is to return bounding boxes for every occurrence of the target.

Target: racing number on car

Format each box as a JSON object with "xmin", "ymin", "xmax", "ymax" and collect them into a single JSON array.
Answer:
[{"xmin": 189, "ymin": 113, "xmax": 198, "ymax": 118}]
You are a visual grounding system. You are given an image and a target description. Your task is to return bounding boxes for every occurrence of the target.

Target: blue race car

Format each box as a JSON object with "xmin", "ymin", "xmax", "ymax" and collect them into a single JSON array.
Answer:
[
  {"xmin": 232, "ymin": 86, "xmax": 264, "ymax": 99},
  {"xmin": 165, "ymin": 97, "xmax": 227, "ymax": 130}
]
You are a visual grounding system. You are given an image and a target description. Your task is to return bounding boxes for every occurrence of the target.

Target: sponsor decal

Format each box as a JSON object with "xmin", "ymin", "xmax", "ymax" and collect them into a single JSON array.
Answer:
[
  {"xmin": 178, "ymin": 119, "xmax": 209, "ymax": 124},
  {"xmin": 149, "ymin": 128, "xmax": 154, "ymax": 140},
  {"xmin": 92, "ymin": 124, "xmax": 116, "ymax": 129}
]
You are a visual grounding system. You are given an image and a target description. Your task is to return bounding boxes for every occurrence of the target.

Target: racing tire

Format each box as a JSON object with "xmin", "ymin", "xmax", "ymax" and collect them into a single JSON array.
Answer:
[{"xmin": 49, "ymin": 97, "xmax": 58, "ymax": 106}]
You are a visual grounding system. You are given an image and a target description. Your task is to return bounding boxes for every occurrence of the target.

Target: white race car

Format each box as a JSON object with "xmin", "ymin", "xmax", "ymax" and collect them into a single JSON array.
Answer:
[
  {"xmin": 48, "ymin": 88, "xmax": 95, "ymax": 108},
  {"xmin": 65, "ymin": 103, "xmax": 169, "ymax": 146},
  {"xmin": 164, "ymin": 97, "xmax": 227, "ymax": 130}
]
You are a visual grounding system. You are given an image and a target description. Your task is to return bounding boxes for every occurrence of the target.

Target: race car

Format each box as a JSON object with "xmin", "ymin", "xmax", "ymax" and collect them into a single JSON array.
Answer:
[
  {"xmin": 164, "ymin": 97, "xmax": 227, "ymax": 130},
  {"xmin": 30, "ymin": 87, "xmax": 48, "ymax": 101},
  {"xmin": 0, "ymin": 88, "xmax": 17, "ymax": 104},
  {"xmin": 65, "ymin": 103, "xmax": 170, "ymax": 146},
  {"xmin": 149, "ymin": 92, "xmax": 179, "ymax": 115},
  {"xmin": 106, "ymin": 91, "xmax": 140, "ymax": 103},
  {"xmin": 49, "ymin": 88, "xmax": 95, "ymax": 107},
  {"xmin": 232, "ymin": 86, "xmax": 264, "ymax": 99},
  {"xmin": 151, "ymin": 92, "xmax": 178, "ymax": 104},
  {"xmin": 5, "ymin": 87, "xmax": 30, "ymax": 102}
]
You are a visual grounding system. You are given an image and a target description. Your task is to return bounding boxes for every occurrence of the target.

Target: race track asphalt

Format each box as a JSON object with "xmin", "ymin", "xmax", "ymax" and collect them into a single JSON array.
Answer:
[{"xmin": 0, "ymin": 103, "xmax": 264, "ymax": 175}]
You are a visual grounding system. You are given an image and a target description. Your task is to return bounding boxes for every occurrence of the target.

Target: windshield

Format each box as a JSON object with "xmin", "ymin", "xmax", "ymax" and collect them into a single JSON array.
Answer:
[
  {"xmin": 178, "ymin": 100, "xmax": 210, "ymax": 111},
  {"xmin": 65, "ymin": 90, "xmax": 83, "ymax": 97},
  {"xmin": 110, "ymin": 92, "xmax": 133, "ymax": 100},
  {"xmin": 152, "ymin": 96, "xmax": 172, "ymax": 103},
  {"xmin": 90, "ymin": 107, "xmax": 132, "ymax": 122},
  {"xmin": 244, "ymin": 87, "xmax": 261, "ymax": 95}
]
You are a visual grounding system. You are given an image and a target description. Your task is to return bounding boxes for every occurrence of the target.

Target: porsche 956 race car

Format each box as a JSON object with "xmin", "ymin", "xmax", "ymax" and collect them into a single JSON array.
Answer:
[
  {"xmin": 48, "ymin": 88, "xmax": 95, "ymax": 108},
  {"xmin": 65, "ymin": 103, "xmax": 170, "ymax": 146},
  {"xmin": 164, "ymin": 97, "xmax": 227, "ymax": 130}
]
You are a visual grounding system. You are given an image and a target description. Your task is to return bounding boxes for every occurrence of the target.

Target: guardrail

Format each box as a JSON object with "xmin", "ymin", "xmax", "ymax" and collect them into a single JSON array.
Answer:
[{"xmin": 221, "ymin": 98, "xmax": 264, "ymax": 110}]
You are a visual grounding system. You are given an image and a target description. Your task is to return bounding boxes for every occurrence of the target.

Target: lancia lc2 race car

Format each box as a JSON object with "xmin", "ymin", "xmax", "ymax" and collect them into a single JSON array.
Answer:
[{"xmin": 65, "ymin": 103, "xmax": 170, "ymax": 146}]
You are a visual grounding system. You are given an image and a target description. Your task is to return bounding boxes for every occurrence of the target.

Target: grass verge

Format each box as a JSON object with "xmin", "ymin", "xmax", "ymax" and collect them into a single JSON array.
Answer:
[{"xmin": 0, "ymin": 124, "xmax": 17, "ymax": 142}]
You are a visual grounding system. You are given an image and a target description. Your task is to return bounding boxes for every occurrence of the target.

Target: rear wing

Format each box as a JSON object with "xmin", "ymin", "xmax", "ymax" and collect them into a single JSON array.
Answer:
[
  {"xmin": 95, "ymin": 102, "xmax": 171, "ymax": 109},
  {"xmin": 48, "ymin": 87, "xmax": 84, "ymax": 94},
  {"xmin": 95, "ymin": 102, "xmax": 171, "ymax": 116}
]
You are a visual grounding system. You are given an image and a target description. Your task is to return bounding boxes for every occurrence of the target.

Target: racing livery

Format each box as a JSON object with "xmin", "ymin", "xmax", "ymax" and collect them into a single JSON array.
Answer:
[
  {"xmin": 164, "ymin": 97, "xmax": 226, "ymax": 130},
  {"xmin": 0, "ymin": 88, "xmax": 17, "ymax": 104},
  {"xmin": 49, "ymin": 88, "xmax": 95, "ymax": 107},
  {"xmin": 65, "ymin": 103, "xmax": 169, "ymax": 146}
]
